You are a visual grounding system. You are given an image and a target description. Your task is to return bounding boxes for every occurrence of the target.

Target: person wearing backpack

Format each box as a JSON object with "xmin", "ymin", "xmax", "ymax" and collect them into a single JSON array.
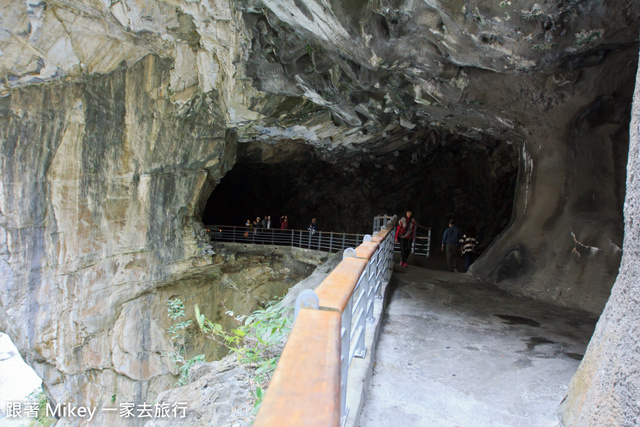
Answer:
[{"xmin": 395, "ymin": 210, "xmax": 416, "ymax": 267}]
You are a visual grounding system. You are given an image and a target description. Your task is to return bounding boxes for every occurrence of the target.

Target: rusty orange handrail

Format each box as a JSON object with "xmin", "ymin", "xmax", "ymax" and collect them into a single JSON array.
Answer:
[
  {"xmin": 254, "ymin": 216, "xmax": 398, "ymax": 426},
  {"xmin": 315, "ymin": 257, "xmax": 369, "ymax": 313},
  {"xmin": 254, "ymin": 308, "xmax": 342, "ymax": 427}
]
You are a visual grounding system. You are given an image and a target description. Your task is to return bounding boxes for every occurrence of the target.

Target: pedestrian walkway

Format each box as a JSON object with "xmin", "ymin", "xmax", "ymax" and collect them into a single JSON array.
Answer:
[{"xmin": 359, "ymin": 266, "xmax": 597, "ymax": 427}]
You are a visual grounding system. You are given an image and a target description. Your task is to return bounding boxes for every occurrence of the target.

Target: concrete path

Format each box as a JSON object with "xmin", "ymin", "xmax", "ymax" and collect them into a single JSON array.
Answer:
[{"xmin": 359, "ymin": 266, "xmax": 597, "ymax": 427}]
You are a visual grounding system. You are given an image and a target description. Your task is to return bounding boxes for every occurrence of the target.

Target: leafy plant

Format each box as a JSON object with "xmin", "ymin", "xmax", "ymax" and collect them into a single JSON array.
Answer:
[
  {"xmin": 165, "ymin": 298, "xmax": 203, "ymax": 386},
  {"xmin": 305, "ymin": 42, "xmax": 314, "ymax": 56},
  {"xmin": 26, "ymin": 389, "xmax": 55, "ymax": 426},
  {"xmin": 574, "ymin": 29, "xmax": 603, "ymax": 47},
  {"xmin": 193, "ymin": 298, "xmax": 292, "ymax": 410},
  {"xmin": 167, "ymin": 298, "xmax": 193, "ymax": 339},
  {"xmin": 165, "ymin": 297, "xmax": 292, "ymax": 409}
]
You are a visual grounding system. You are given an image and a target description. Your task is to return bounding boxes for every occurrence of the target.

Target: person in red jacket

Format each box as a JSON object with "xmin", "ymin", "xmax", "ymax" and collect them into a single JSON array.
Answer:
[{"xmin": 395, "ymin": 210, "xmax": 416, "ymax": 267}]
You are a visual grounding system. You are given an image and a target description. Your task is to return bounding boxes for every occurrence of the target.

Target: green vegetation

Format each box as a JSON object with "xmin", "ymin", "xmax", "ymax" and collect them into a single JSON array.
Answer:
[
  {"xmin": 165, "ymin": 297, "xmax": 292, "ymax": 411},
  {"xmin": 26, "ymin": 389, "xmax": 55, "ymax": 426},
  {"xmin": 165, "ymin": 298, "xmax": 204, "ymax": 386},
  {"xmin": 532, "ymin": 42, "xmax": 555, "ymax": 50},
  {"xmin": 194, "ymin": 299, "xmax": 291, "ymax": 411},
  {"xmin": 305, "ymin": 41, "xmax": 314, "ymax": 56},
  {"xmin": 574, "ymin": 29, "xmax": 603, "ymax": 47}
]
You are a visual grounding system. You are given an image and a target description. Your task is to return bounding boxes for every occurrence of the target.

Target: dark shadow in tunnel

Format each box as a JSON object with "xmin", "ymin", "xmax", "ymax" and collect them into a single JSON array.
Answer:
[{"xmin": 201, "ymin": 136, "xmax": 519, "ymax": 256}]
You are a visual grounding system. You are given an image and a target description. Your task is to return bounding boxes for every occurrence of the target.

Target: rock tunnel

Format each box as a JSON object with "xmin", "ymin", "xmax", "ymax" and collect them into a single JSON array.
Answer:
[
  {"xmin": 202, "ymin": 135, "xmax": 518, "ymax": 241},
  {"xmin": 0, "ymin": 0, "xmax": 639, "ymax": 425}
]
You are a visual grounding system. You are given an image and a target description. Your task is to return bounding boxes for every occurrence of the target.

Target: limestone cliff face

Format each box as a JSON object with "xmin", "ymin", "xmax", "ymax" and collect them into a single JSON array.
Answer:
[
  {"xmin": 0, "ymin": 0, "xmax": 639, "ymax": 424},
  {"xmin": 0, "ymin": 55, "xmax": 237, "ymax": 423}
]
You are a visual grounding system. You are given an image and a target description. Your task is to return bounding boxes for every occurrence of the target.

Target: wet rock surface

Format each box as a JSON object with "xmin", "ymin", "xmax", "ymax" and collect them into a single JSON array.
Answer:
[
  {"xmin": 360, "ymin": 267, "xmax": 597, "ymax": 426},
  {"xmin": 0, "ymin": 55, "xmax": 236, "ymax": 423}
]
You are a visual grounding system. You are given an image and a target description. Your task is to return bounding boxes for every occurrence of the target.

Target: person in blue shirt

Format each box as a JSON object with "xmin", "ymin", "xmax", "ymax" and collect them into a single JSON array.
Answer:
[{"xmin": 441, "ymin": 219, "xmax": 463, "ymax": 272}]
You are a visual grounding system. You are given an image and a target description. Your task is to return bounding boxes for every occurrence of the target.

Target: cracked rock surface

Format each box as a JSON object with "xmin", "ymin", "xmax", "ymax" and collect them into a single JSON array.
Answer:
[{"xmin": 0, "ymin": 0, "xmax": 639, "ymax": 425}]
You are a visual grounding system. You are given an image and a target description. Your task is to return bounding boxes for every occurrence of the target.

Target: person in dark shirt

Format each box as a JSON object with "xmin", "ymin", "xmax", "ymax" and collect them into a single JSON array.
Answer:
[{"xmin": 441, "ymin": 219, "xmax": 463, "ymax": 272}]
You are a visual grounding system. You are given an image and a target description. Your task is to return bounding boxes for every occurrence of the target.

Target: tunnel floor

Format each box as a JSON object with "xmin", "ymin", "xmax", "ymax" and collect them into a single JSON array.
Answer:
[{"xmin": 359, "ymin": 265, "xmax": 597, "ymax": 426}]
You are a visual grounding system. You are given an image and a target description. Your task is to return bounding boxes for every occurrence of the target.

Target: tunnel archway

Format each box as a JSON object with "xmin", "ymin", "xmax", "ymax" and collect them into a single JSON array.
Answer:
[{"xmin": 201, "ymin": 132, "xmax": 519, "ymax": 254}]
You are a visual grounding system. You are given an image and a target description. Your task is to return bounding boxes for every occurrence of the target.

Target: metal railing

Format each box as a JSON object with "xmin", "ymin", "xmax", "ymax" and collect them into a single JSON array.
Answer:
[
  {"xmin": 254, "ymin": 216, "xmax": 398, "ymax": 427},
  {"xmin": 413, "ymin": 225, "xmax": 432, "ymax": 257},
  {"xmin": 205, "ymin": 225, "xmax": 369, "ymax": 253},
  {"xmin": 208, "ymin": 220, "xmax": 431, "ymax": 259},
  {"xmin": 374, "ymin": 215, "xmax": 432, "ymax": 258}
]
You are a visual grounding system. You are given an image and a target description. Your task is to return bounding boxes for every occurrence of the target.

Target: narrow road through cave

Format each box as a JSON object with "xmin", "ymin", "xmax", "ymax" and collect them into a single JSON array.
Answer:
[{"xmin": 359, "ymin": 267, "xmax": 596, "ymax": 426}]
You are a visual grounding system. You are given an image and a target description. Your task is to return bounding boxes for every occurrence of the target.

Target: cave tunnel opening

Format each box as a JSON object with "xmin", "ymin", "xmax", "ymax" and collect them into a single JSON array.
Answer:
[{"xmin": 202, "ymin": 132, "xmax": 519, "ymax": 256}]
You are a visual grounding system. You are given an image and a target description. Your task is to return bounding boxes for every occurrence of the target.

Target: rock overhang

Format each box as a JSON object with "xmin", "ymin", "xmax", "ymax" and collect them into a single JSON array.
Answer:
[
  {"xmin": 2, "ymin": 1, "xmax": 637, "ymax": 149},
  {"xmin": 0, "ymin": 1, "xmax": 639, "ymax": 423}
]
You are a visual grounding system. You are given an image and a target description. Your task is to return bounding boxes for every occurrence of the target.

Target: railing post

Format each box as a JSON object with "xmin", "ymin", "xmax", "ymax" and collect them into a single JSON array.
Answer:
[
  {"xmin": 377, "ymin": 238, "xmax": 389, "ymax": 298},
  {"xmin": 341, "ymin": 298, "xmax": 352, "ymax": 425},
  {"xmin": 412, "ymin": 231, "xmax": 416, "ymax": 254},
  {"xmin": 353, "ymin": 286, "xmax": 367, "ymax": 359},
  {"xmin": 294, "ymin": 289, "xmax": 319, "ymax": 321},
  {"xmin": 366, "ymin": 253, "xmax": 376, "ymax": 323}
]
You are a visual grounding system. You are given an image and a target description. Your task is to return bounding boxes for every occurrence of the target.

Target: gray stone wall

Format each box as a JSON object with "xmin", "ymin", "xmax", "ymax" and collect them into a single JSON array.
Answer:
[
  {"xmin": 0, "ymin": 56, "xmax": 236, "ymax": 421},
  {"xmin": 0, "ymin": 2, "xmax": 638, "ymax": 424},
  {"xmin": 560, "ymin": 48, "xmax": 640, "ymax": 426}
]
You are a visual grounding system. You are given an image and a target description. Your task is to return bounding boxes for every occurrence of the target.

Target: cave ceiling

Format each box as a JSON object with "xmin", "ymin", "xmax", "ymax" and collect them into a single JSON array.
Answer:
[
  {"xmin": 1, "ymin": 1, "xmax": 638, "ymax": 163},
  {"xmin": 1, "ymin": 1, "xmax": 639, "ymax": 417}
]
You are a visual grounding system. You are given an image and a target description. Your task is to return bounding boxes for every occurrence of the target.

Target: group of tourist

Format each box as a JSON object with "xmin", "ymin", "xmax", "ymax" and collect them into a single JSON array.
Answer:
[
  {"xmin": 243, "ymin": 215, "xmax": 318, "ymax": 233},
  {"xmin": 395, "ymin": 211, "xmax": 479, "ymax": 273},
  {"xmin": 244, "ymin": 215, "xmax": 289, "ymax": 230},
  {"xmin": 242, "ymin": 210, "xmax": 478, "ymax": 273}
]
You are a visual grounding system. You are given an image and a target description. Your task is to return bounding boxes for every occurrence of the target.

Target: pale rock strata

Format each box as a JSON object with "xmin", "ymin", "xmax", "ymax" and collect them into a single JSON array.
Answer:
[{"xmin": 0, "ymin": 0, "xmax": 638, "ymax": 425}]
